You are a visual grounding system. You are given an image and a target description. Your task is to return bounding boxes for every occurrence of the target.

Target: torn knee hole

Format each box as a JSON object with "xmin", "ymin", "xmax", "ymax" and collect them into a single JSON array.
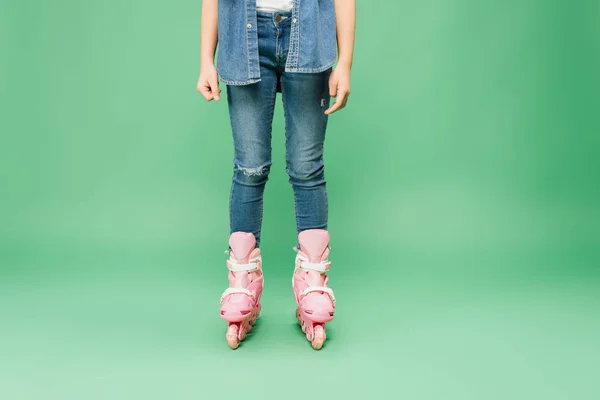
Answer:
[{"xmin": 238, "ymin": 165, "xmax": 269, "ymax": 177}]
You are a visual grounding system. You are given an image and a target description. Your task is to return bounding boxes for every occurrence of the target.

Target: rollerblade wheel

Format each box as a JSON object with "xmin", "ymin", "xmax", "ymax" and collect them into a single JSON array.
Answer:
[
  {"xmin": 311, "ymin": 325, "xmax": 325, "ymax": 350},
  {"xmin": 238, "ymin": 322, "xmax": 248, "ymax": 341},
  {"xmin": 226, "ymin": 324, "xmax": 240, "ymax": 350},
  {"xmin": 306, "ymin": 326, "xmax": 314, "ymax": 342}
]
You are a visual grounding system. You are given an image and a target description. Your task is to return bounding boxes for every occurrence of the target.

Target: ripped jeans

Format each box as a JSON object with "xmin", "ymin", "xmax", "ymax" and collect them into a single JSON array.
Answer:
[{"xmin": 226, "ymin": 10, "xmax": 331, "ymax": 247}]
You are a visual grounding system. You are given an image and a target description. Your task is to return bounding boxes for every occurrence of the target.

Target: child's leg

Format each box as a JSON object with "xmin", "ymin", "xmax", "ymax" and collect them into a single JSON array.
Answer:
[
  {"xmin": 281, "ymin": 68, "xmax": 335, "ymax": 350},
  {"xmin": 280, "ymin": 68, "xmax": 332, "ymax": 234},
  {"xmin": 226, "ymin": 69, "xmax": 278, "ymax": 247},
  {"xmin": 220, "ymin": 13, "xmax": 281, "ymax": 348}
]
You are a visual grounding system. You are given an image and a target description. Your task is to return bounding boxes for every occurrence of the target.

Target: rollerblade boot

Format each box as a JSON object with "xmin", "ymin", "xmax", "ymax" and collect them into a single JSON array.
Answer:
[
  {"xmin": 220, "ymin": 232, "xmax": 264, "ymax": 349},
  {"xmin": 292, "ymin": 229, "xmax": 335, "ymax": 350}
]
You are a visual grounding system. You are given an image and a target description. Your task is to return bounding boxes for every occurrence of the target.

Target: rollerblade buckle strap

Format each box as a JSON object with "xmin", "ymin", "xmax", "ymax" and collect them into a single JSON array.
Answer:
[
  {"xmin": 300, "ymin": 286, "xmax": 336, "ymax": 307},
  {"xmin": 226, "ymin": 256, "xmax": 261, "ymax": 272},
  {"xmin": 295, "ymin": 255, "xmax": 331, "ymax": 273},
  {"xmin": 220, "ymin": 287, "xmax": 255, "ymax": 304}
]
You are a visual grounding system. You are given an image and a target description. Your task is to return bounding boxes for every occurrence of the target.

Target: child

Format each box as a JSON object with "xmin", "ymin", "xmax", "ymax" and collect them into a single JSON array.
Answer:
[{"xmin": 196, "ymin": 0, "xmax": 355, "ymax": 350}]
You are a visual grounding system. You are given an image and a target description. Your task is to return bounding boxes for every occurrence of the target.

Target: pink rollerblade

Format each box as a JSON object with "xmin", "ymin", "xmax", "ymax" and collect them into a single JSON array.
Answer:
[
  {"xmin": 220, "ymin": 232, "xmax": 264, "ymax": 349},
  {"xmin": 292, "ymin": 229, "xmax": 336, "ymax": 350}
]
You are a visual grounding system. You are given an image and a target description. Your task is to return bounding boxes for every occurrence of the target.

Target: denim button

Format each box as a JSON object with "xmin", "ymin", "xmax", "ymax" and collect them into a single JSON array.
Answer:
[
  {"xmin": 292, "ymin": 18, "xmax": 297, "ymax": 23},
  {"xmin": 247, "ymin": 23, "xmax": 252, "ymax": 28}
]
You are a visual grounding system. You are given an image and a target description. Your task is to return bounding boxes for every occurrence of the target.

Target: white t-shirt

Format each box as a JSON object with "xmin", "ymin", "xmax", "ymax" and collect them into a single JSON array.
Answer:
[{"xmin": 256, "ymin": 0, "xmax": 293, "ymax": 12}]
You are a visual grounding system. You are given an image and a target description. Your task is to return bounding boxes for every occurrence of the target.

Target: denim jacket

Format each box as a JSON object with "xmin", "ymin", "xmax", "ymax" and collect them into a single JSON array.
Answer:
[{"xmin": 216, "ymin": 0, "xmax": 337, "ymax": 85}]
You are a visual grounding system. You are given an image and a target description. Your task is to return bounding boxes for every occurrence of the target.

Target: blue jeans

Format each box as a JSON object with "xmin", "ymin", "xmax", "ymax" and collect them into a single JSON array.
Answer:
[{"xmin": 226, "ymin": 10, "xmax": 332, "ymax": 248}]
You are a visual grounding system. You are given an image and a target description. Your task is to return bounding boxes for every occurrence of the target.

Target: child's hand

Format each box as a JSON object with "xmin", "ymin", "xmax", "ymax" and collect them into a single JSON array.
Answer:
[
  {"xmin": 325, "ymin": 64, "xmax": 351, "ymax": 115},
  {"xmin": 197, "ymin": 64, "xmax": 221, "ymax": 101}
]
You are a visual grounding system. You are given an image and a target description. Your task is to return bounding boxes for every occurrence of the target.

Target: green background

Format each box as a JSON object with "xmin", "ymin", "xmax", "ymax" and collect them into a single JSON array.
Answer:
[{"xmin": 1, "ymin": 0, "xmax": 599, "ymax": 398}]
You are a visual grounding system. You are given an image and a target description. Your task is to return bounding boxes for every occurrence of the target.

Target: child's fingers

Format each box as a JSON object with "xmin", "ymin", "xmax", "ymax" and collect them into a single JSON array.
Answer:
[
  {"xmin": 341, "ymin": 90, "xmax": 350, "ymax": 108},
  {"xmin": 197, "ymin": 80, "xmax": 209, "ymax": 100},
  {"xmin": 325, "ymin": 88, "xmax": 349, "ymax": 115},
  {"xmin": 329, "ymin": 77, "xmax": 338, "ymax": 97},
  {"xmin": 325, "ymin": 95, "xmax": 343, "ymax": 115},
  {"xmin": 199, "ymin": 83, "xmax": 214, "ymax": 101},
  {"xmin": 209, "ymin": 78, "xmax": 221, "ymax": 101}
]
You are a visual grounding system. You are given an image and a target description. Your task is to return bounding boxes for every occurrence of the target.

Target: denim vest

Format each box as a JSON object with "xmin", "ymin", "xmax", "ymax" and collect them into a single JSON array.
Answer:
[{"xmin": 216, "ymin": 0, "xmax": 337, "ymax": 85}]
